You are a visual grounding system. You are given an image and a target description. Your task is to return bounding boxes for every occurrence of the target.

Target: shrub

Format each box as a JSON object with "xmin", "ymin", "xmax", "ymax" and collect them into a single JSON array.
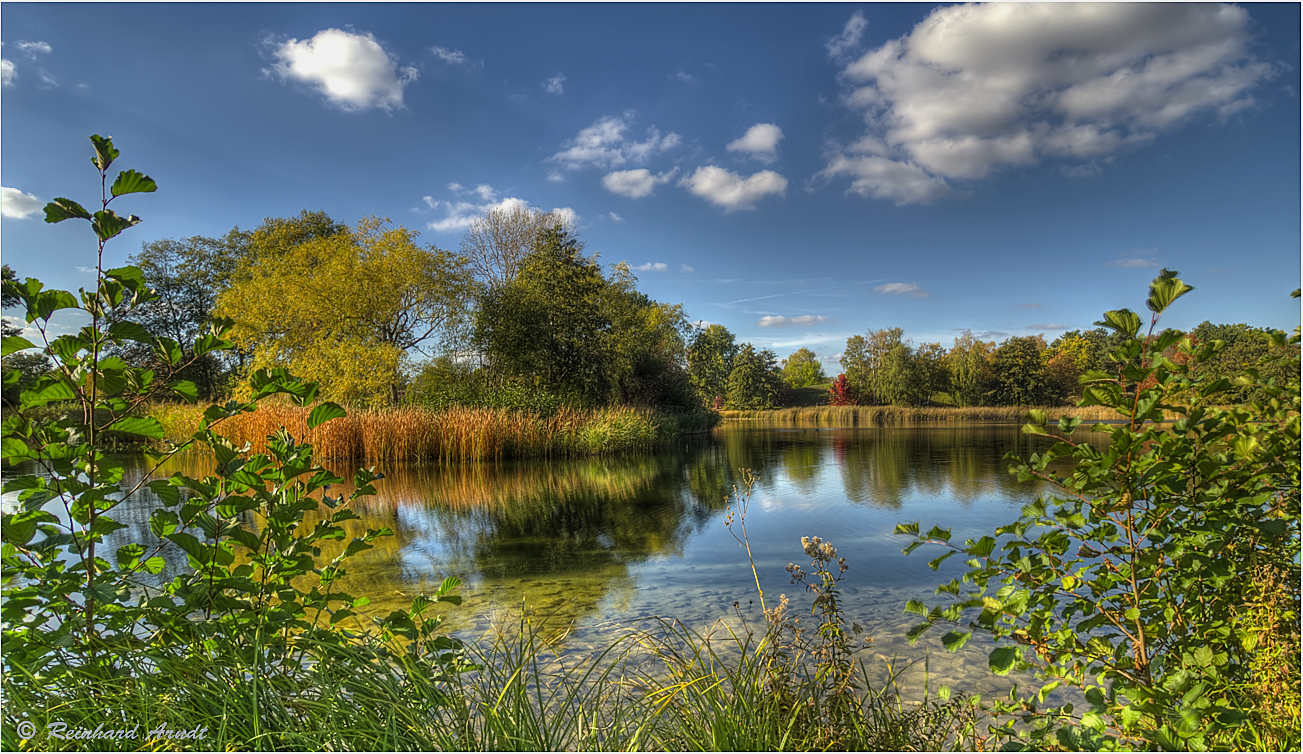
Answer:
[{"xmin": 897, "ymin": 271, "xmax": 1300, "ymax": 750}]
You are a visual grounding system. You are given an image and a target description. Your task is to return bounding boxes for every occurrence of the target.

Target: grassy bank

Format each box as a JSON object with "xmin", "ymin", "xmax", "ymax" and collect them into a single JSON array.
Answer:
[
  {"xmin": 151, "ymin": 402, "xmax": 716, "ymax": 461},
  {"xmin": 720, "ymin": 404, "xmax": 1148, "ymax": 426}
]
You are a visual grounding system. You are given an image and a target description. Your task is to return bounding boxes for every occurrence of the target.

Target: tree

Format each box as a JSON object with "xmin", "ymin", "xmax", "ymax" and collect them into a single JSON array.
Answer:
[
  {"xmin": 828, "ymin": 374, "xmax": 857, "ymax": 406},
  {"xmin": 913, "ymin": 342, "xmax": 949, "ymax": 405},
  {"xmin": 460, "ymin": 205, "xmax": 580, "ymax": 288},
  {"xmin": 603, "ymin": 264, "xmax": 695, "ymax": 408},
  {"xmin": 781, "ymin": 347, "xmax": 827, "ymax": 389},
  {"xmin": 215, "ymin": 216, "xmax": 473, "ymax": 407},
  {"xmin": 947, "ymin": 330, "xmax": 994, "ymax": 407},
  {"xmin": 841, "ymin": 327, "xmax": 904, "ymax": 405},
  {"xmin": 899, "ymin": 271, "xmax": 1301, "ymax": 750},
  {"xmin": 725, "ymin": 344, "xmax": 782, "ymax": 410},
  {"xmin": 687, "ymin": 323, "xmax": 739, "ymax": 408},
  {"xmin": 1, "ymin": 264, "xmax": 52, "ymax": 405},
  {"xmin": 1188, "ymin": 321, "xmax": 1300, "ymax": 403},
  {"xmin": 474, "ymin": 225, "xmax": 611, "ymax": 404},
  {"xmin": 990, "ymin": 335, "xmax": 1050, "ymax": 405}
]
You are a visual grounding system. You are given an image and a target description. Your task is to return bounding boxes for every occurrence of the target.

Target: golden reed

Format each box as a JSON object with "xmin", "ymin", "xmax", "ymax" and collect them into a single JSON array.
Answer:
[{"xmin": 151, "ymin": 402, "xmax": 667, "ymax": 462}]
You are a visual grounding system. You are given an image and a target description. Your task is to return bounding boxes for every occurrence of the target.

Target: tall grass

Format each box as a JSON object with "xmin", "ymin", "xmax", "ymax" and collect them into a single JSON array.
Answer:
[
  {"xmin": 150, "ymin": 402, "xmax": 706, "ymax": 462},
  {"xmin": 720, "ymin": 403, "xmax": 1153, "ymax": 426}
]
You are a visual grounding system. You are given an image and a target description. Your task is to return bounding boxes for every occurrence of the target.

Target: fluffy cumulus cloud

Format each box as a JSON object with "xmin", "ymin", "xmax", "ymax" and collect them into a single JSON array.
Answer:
[
  {"xmin": 679, "ymin": 166, "xmax": 787, "ymax": 211},
  {"xmin": 423, "ymin": 183, "xmax": 576, "ymax": 233},
  {"xmin": 543, "ymin": 73, "xmax": 565, "ymax": 94},
  {"xmin": 601, "ymin": 168, "xmax": 677, "ymax": 198},
  {"xmin": 874, "ymin": 282, "xmax": 929, "ymax": 298},
  {"xmin": 15, "ymin": 40, "xmax": 52, "ymax": 58},
  {"xmin": 823, "ymin": 3, "xmax": 1273, "ymax": 204},
  {"xmin": 726, "ymin": 123, "xmax": 784, "ymax": 163},
  {"xmin": 2, "ymin": 187, "xmax": 44, "ymax": 219},
  {"xmin": 1, "ymin": 59, "xmax": 14, "ymax": 87},
  {"xmin": 268, "ymin": 28, "xmax": 417, "ymax": 111},
  {"xmin": 547, "ymin": 113, "xmax": 681, "ymax": 170},
  {"xmin": 634, "ymin": 262, "xmax": 668, "ymax": 272},
  {"xmin": 758, "ymin": 315, "xmax": 831, "ymax": 327}
]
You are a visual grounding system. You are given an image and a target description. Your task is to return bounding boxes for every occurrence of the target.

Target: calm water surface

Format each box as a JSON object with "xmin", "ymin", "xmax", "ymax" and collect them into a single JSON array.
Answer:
[{"xmin": 12, "ymin": 422, "xmax": 1103, "ymax": 697}]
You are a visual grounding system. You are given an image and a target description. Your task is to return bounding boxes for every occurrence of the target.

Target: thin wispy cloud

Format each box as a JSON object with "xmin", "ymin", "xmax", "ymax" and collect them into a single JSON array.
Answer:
[
  {"xmin": 874, "ymin": 282, "xmax": 929, "ymax": 297},
  {"xmin": 14, "ymin": 40, "xmax": 52, "ymax": 58},
  {"xmin": 548, "ymin": 113, "xmax": 681, "ymax": 170},
  {"xmin": 758, "ymin": 314, "xmax": 831, "ymax": 327},
  {"xmin": 430, "ymin": 45, "xmax": 476, "ymax": 66},
  {"xmin": 1027, "ymin": 323, "xmax": 1067, "ymax": 330},
  {"xmin": 543, "ymin": 72, "xmax": 565, "ymax": 94},
  {"xmin": 634, "ymin": 262, "xmax": 668, "ymax": 272},
  {"xmin": 825, "ymin": 11, "xmax": 867, "ymax": 63},
  {"xmin": 267, "ymin": 28, "xmax": 417, "ymax": 111},
  {"xmin": 1108, "ymin": 249, "xmax": 1160, "ymax": 268}
]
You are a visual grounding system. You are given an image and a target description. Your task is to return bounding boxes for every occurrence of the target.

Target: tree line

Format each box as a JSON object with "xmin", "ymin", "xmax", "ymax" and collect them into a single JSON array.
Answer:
[{"xmin": 2, "ymin": 208, "xmax": 1294, "ymax": 412}]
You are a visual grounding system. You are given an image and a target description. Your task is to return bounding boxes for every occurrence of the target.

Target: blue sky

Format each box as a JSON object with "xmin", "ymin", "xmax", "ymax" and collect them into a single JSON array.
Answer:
[{"xmin": 2, "ymin": 2, "xmax": 1299, "ymax": 368}]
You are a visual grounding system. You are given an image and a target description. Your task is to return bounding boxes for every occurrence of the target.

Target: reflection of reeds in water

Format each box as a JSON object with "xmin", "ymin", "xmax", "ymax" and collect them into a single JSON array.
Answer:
[
  {"xmin": 153, "ymin": 403, "xmax": 667, "ymax": 461},
  {"xmin": 719, "ymin": 404, "xmax": 1139, "ymax": 425}
]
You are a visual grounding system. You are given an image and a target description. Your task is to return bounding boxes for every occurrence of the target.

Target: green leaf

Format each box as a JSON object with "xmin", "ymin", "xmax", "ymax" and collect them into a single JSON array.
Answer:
[
  {"xmin": 169, "ymin": 379, "xmax": 199, "ymax": 403},
  {"xmin": 149, "ymin": 510, "xmax": 180, "ymax": 538},
  {"xmin": 1146, "ymin": 269, "xmax": 1194, "ymax": 315},
  {"xmin": 307, "ymin": 402, "xmax": 347, "ymax": 430},
  {"xmin": 904, "ymin": 600, "xmax": 929, "ymax": 617},
  {"xmin": 110, "ymin": 169, "xmax": 157, "ymax": 197},
  {"xmin": 21, "ymin": 374, "xmax": 76, "ymax": 406},
  {"xmin": 105, "ymin": 416, "xmax": 164, "ymax": 440},
  {"xmin": 941, "ymin": 630, "xmax": 972, "ymax": 652},
  {"xmin": 90, "ymin": 134, "xmax": 120, "ymax": 170},
  {"xmin": 107, "ymin": 321, "xmax": 153, "ymax": 344},
  {"xmin": 1095, "ymin": 309, "xmax": 1142, "ymax": 339},
  {"xmin": 2, "ymin": 336, "xmax": 35, "ymax": 356},
  {"xmin": 92, "ymin": 210, "xmax": 141, "ymax": 242},
  {"xmin": 44, "ymin": 197, "xmax": 93, "ymax": 223},
  {"xmin": 989, "ymin": 646, "xmax": 1019, "ymax": 675}
]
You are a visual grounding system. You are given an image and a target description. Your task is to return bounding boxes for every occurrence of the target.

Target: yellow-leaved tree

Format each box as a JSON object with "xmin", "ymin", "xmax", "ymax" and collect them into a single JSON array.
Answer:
[{"xmin": 216, "ymin": 216, "xmax": 473, "ymax": 407}]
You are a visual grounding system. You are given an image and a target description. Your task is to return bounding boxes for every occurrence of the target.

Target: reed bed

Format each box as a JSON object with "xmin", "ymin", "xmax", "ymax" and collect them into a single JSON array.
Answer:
[
  {"xmin": 718, "ymin": 404, "xmax": 1158, "ymax": 426},
  {"xmin": 151, "ymin": 402, "xmax": 684, "ymax": 462}
]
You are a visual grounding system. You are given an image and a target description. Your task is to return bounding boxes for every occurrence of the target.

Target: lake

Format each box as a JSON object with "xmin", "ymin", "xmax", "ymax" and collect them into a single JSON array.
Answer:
[{"xmin": 53, "ymin": 420, "xmax": 1102, "ymax": 700}]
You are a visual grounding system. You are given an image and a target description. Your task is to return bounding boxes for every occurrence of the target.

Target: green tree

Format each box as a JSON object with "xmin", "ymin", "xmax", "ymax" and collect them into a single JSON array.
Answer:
[
  {"xmin": 781, "ymin": 347, "xmax": 827, "ymax": 389},
  {"xmin": 603, "ymin": 264, "xmax": 695, "ymax": 408},
  {"xmin": 912, "ymin": 341, "xmax": 949, "ymax": 405},
  {"xmin": 947, "ymin": 330, "xmax": 994, "ymax": 407},
  {"xmin": 688, "ymin": 323, "xmax": 739, "ymax": 408},
  {"xmin": 990, "ymin": 335, "xmax": 1050, "ymax": 405},
  {"xmin": 1189, "ymin": 321, "xmax": 1300, "ymax": 402},
  {"xmin": 841, "ymin": 327, "xmax": 904, "ymax": 405},
  {"xmin": 898, "ymin": 271, "xmax": 1301, "ymax": 750},
  {"xmin": 474, "ymin": 225, "xmax": 611, "ymax": 404},
  {"xmin": 216, "ymin": 216, "xmax": 473, "ymax": 407},
  {"xmin": 725, "ymin": 344, "xmax": 782, "ymax": 410},
  {"xmin": 460, "ymin": 205, "xmax": 578, "ymax": 288}
]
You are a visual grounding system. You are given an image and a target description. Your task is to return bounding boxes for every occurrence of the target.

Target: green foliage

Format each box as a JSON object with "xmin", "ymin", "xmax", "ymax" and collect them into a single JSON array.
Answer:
[
  {"xmin": 781, "ymin": 347, "xmax": 827, "ymax": 389},
  {"xmin": 897, "ymin": 269, "xmax": 1301, "ymax": 750},
  {"xmin": 2, "ymin": 135, "xmax": 471, "ymax": 749},
  {"xmin": 989, "ymin": 334, "xmax": 1051, "ymax": 405},
  {"xmin": 687, "ymin": 323, "xmax": 739, "ymax": 408},
  {"xmin": 725, "ymin": 343, "xmax": 783, "ymax": 410},
  {"xmin": 216, "ymin": 216, "xmax": 474, "ymax": 408}
]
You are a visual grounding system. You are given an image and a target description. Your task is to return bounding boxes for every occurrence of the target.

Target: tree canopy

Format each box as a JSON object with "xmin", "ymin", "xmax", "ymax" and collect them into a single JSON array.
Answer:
[{"xmin": 215, "ymin": 216, "xmax": 473, "ymax": 407}]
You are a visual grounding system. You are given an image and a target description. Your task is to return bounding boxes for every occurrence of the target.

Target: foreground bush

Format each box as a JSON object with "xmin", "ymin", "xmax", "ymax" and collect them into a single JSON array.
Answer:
[{"xmin": 899, "ymin": 271, "xmax": 1300, "ymax": 750}]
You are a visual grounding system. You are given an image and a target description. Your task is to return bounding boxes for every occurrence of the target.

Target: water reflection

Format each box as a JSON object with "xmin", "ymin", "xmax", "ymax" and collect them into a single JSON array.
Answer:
[{"xmin": 11, "ymin": 421, "xmax": 1103, "ymax": 692}]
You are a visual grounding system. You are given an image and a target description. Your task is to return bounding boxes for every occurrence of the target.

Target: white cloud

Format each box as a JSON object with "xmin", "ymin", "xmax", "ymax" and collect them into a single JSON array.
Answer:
[
  {"xmin": 601, "ymin": 168, "xmax": 676, "ymax": 198},
  {"xmin": 758, "ymin": 315, "xmax": 831, "ymax": 327},
  {"xmin": 726, "ymin": 123, "xmax": 784, "ymax": 163},
  {"xmin": 826, "ymin": 11, "xmax": 867, "ymax": 62},
  {"xmin": 543, "ymin": 73, "xmax": 565, "ymax": 94},
  {"xmin": 680, "ymin": 264, "xmax": 694, "ymax": 273},
  {"xmin": 422, "ymin": 185, "xmax": 576, "ymax": 233},
  {"xmin": 430, "ymin": 45, "xmax": 474, "ymax": 66},
  {"xmin": 546, "ymin": 171, "xmax": 565, "ymax": 183},
  {"xmin": 874, "ymin": 282, "xmax": 929, "ymax": 298},
  {"xmin": 608, "ymin": 212, "xmax": 624, "ymax": 223},
  {"xmin": 15, "ymin": 40, "xmax": 52, "ymax": 58},
  {"xmin": 673, "ymin": 71, "xmax": 699, "ymax": 84},
  {"xmin": 1, "ymin": 60, "xmax": 14, "ymax": 88},
  {"xmin": 827, "ymin": 3, "xmax": 1272, "ymax": 204},
  {"xmin": 1, "ymin": 187, "xmax": 44, "ymax": 219},
  {"xmin": 547, "ymin": 113, "xmax": 681, "ymax": 170},
  {"xmin": 1027, "ymin": 323, "xmax": 1067, "ymax": 330},
  {"xmin": 35, "ymin": 68, "xmax": 57, "ymax": 88},
  {"xmin": 1061, "ymin": 162, "xmax": 1104, "ymax": 178},
  {"xmin": 679, "ymin": 166, "xmax": 787, "ymax": 211},
  {"xmin": 634, "ymin": 262, "xmax": 668, "ymax": 272},
  {"xmin": 268, "ymin": 28, "xmax": 417, "ymax": 112}
]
